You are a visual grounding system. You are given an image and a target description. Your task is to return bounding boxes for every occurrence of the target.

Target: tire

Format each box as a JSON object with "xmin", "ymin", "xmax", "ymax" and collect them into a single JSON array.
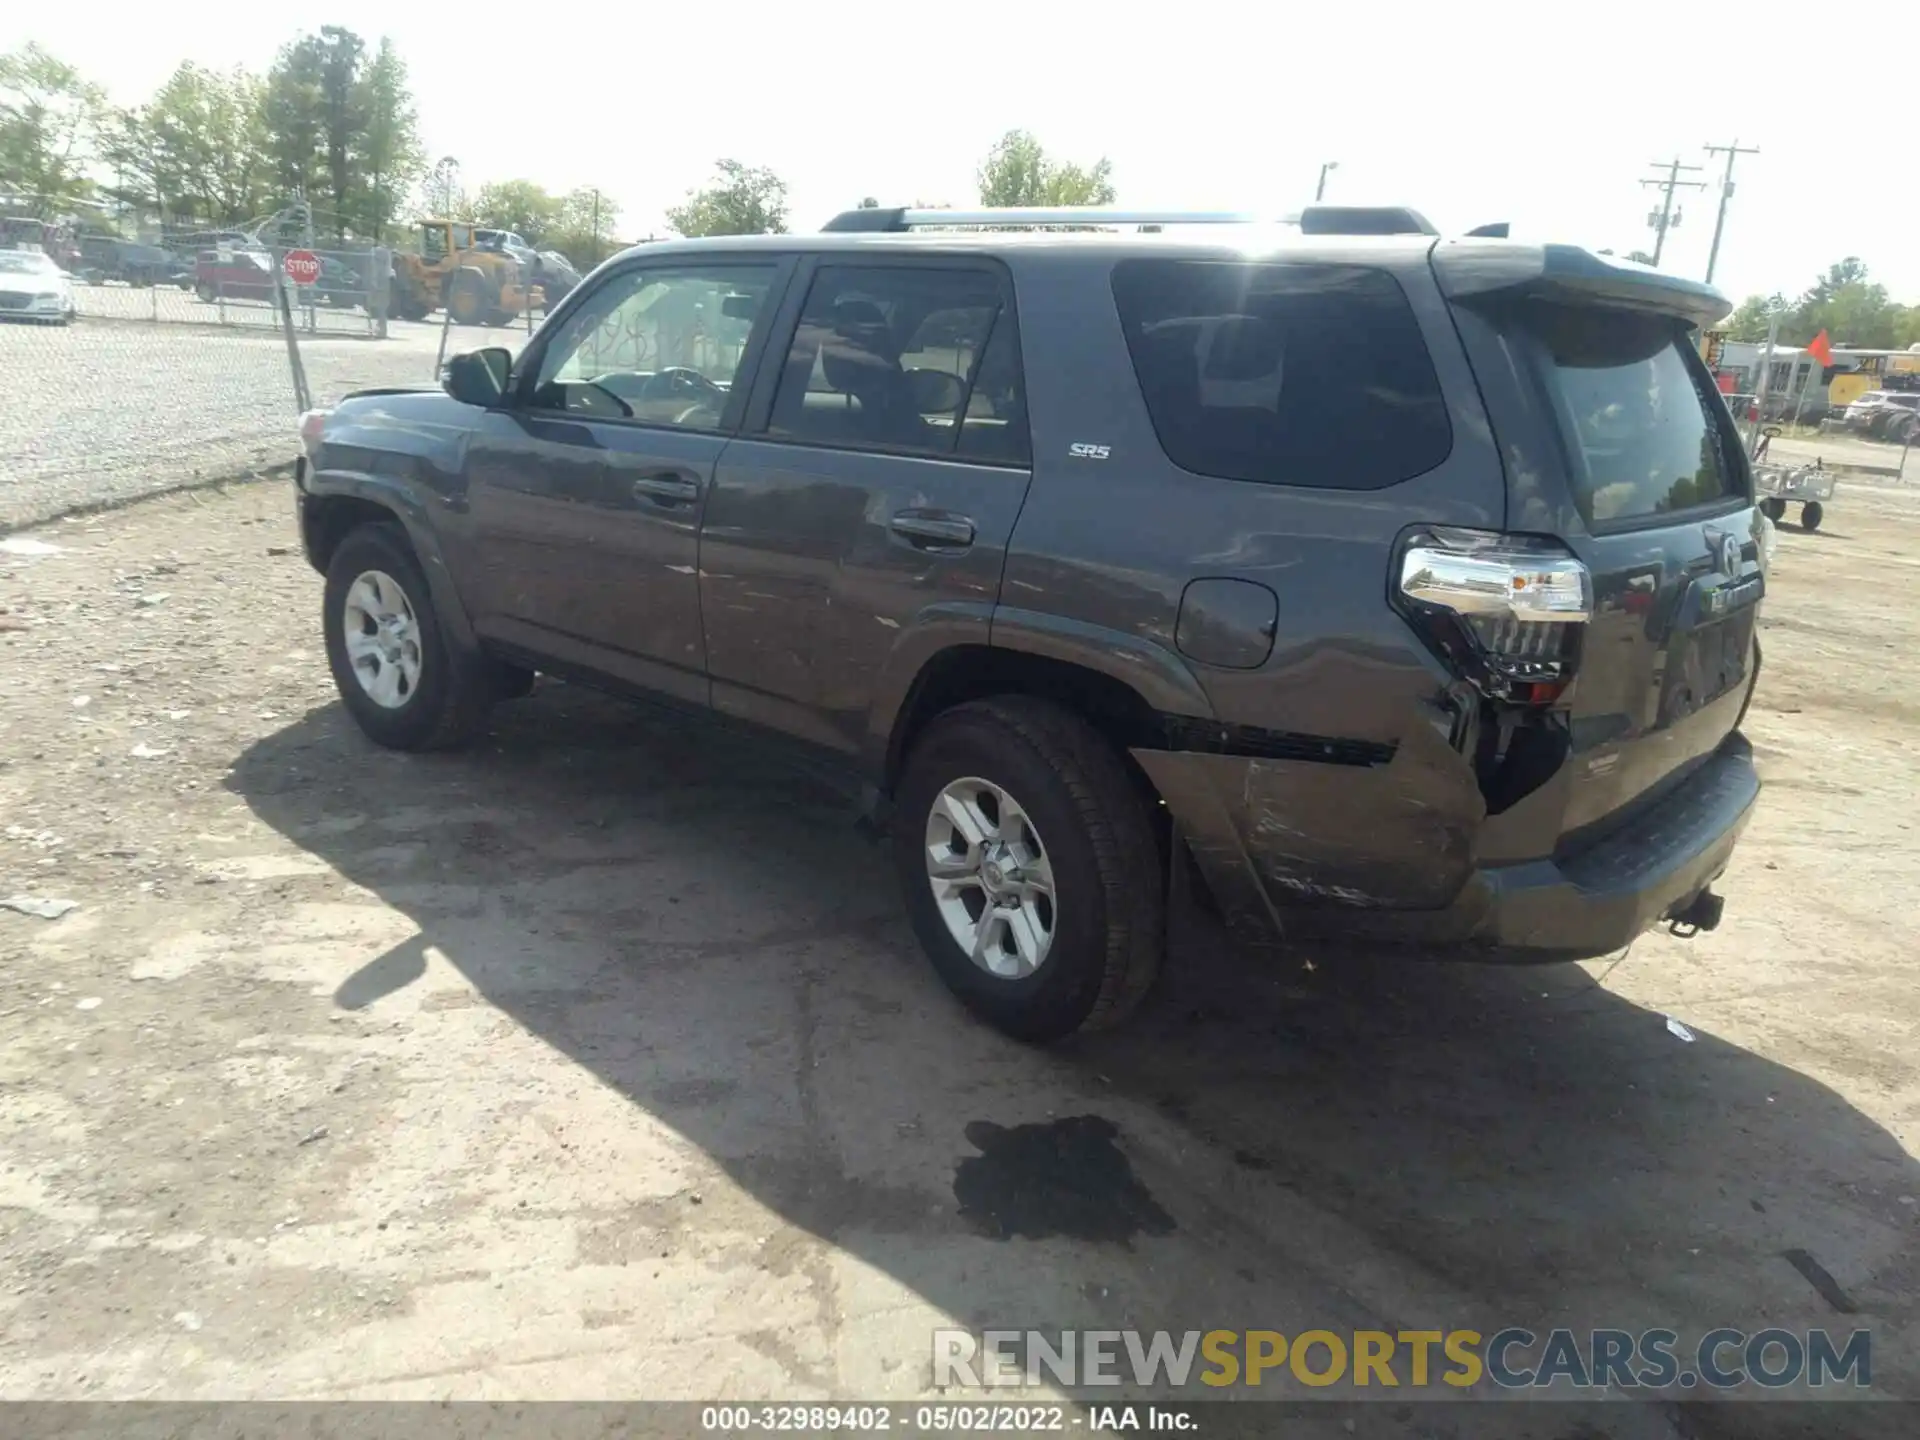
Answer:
[
  {"xmin": 194, "ymin": 280, "xmax": 214, "ymax": 303},
  {"xmin": 1761, "ymin": 497, "xmax": 1786, "ymax": 521},
  {"xmin": 892, "ymin": 696, "xmax": 1165, "ymax": 1042},
  {"xmin": 322, "ymin": 523, "xmax": 493, "ymax": 751},
  {"xmin": 444, "ymin": 272, "xmax": 491, "ymax": 326},
  {"xmin": 1801, "ymin": 500, "xmax": 1824, "ymax": 532}
]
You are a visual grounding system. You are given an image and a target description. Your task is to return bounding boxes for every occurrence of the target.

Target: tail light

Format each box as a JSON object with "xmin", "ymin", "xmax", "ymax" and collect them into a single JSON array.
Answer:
[{"xmin": 1394, "ymin": 527, "xmax": 1592, "ymax": 705}]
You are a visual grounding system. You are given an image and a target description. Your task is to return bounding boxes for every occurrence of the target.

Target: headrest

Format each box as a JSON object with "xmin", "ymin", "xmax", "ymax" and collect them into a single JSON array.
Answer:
[{"xmin": 821, "ymin": 298, "xmax": 899, "ymax": 393}]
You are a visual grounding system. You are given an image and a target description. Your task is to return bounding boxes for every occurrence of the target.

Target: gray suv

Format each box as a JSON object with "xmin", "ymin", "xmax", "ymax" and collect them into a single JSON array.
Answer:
[{"xmin": 294, "ymin": 204, "xmax": 1764, "ymax": 1040}]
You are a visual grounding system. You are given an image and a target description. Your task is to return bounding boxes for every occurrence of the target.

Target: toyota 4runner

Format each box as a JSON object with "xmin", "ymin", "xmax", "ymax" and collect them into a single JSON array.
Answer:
[{"xmin": 294, "ymin": 204, "xmax": 1764, "ymax": 1041}]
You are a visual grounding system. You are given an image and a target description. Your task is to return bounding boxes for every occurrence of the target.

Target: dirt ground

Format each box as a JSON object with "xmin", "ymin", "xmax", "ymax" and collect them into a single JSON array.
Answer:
[{"xmin": 0, "ymin": 480, "xmax": 1915, "ymax": 1436}]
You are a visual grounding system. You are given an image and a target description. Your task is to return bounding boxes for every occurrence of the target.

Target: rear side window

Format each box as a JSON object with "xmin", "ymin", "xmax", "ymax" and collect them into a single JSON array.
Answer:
[
  {"xmin": 1111, "ymin": 260, "xmax": 1452, "ymax": 489},
  {"xmin": 1519, "ymin": 303, "xmax": 1742, "ymax": 525},
  {"xmin": 768, "ymin": 265, "xmax": 1030, "ymax": 464}
]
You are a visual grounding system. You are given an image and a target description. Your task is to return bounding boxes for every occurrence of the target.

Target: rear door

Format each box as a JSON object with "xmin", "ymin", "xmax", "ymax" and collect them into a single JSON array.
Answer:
[
  {"xmin": 700, "ymin": 258, "xmax": 1032, "ymax": 754},
  {"xmin": 1443, "ymin": 267, "xmax": 1761, "ymax": 842}
]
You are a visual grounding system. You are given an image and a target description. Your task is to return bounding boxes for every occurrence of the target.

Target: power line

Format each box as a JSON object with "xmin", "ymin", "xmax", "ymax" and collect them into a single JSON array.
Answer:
[
  {"xmin": 1639, "ymin": 158, "xmax": 1705, "ymax": 267},
  {"xmin": 1702, "ymin": 141, "xmax": 1760, "ymax": 287}
]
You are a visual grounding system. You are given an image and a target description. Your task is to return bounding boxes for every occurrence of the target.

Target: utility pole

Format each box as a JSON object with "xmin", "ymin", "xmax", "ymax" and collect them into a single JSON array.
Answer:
[
  {"xmin": 1315, "ymin": 161, "xmax": 1338, "ymax": 202},
  {"xmin": 1639, "ymin": 158, "xmax": 1705, "ymax": 267},
  {"xmin": 1702, "ymin": 140, "xmax": 1760, "ymax": 286}
]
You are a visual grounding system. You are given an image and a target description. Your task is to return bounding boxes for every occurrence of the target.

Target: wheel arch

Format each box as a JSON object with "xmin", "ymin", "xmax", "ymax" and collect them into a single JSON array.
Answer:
[
  {"xmin": 301, "ymin": 481, "xmax": 480, "ymax": 654},
  {"xmin": 883, "ymin": 644, "xmax": 1178, "ymax": 797}
]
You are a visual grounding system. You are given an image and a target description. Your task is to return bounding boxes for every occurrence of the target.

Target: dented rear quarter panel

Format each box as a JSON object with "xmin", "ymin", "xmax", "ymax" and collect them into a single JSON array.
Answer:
[{"xmin": 998, "ymin": 242, "xmax": 1507, "ymax": 925}]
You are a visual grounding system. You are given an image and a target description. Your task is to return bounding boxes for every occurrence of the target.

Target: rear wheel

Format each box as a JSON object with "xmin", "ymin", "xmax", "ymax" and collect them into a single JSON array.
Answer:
[
  {"xmin": 1801, "ymin": 500, "xmax": 1824, "ymax": 532},
  {"xmin": 194, "ymin": 280, "xmax": 214, "ymax": 302},
  {"xmin": 322, "ymin": 524, "xmax": 493, "ymax": 751},
  {"xmin": 892, "ymin": 697, "xmax": 1165, "ymax": 1041}
]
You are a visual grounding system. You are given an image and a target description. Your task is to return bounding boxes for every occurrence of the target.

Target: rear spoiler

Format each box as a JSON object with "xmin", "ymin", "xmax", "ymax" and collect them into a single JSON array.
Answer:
[{"xmin": 1432, "ymin": 238, "xmax": 1732, "ymax": 329}]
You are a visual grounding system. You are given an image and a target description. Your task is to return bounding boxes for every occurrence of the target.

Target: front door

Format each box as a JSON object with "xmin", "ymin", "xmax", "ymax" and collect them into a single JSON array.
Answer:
[
  {"xmin": 462, "ymin": 259, "xmax": 785, "ymax": 704},
  {"xmin": 702, "ymin": 259, "xmax": 1033, "ymax": 754}
]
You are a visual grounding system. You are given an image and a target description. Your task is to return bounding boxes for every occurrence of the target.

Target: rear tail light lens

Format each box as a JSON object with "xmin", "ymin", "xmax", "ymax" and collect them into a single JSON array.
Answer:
[{"xmin": 1395, "ymin": 527, "xmax": 1591, "ymax": 703}]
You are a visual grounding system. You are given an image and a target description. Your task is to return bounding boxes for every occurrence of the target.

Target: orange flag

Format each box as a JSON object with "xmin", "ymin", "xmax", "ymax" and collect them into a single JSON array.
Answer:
[{"xmin": 1806, "ymin": 329, "xmax": 1835, "ymax": 368}]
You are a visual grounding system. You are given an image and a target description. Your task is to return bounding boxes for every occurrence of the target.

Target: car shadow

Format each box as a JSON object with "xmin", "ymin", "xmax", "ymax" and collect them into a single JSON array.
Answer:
[{"xmin": 224, "ymin": 683, "xmax": 1916, "ymax": 1435}]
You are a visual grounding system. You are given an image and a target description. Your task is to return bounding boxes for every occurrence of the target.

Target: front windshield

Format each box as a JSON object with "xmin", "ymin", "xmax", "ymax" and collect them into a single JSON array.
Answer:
[{"xmin": 0, "ymin": 252, "xmax": 56, "ymax": 276}]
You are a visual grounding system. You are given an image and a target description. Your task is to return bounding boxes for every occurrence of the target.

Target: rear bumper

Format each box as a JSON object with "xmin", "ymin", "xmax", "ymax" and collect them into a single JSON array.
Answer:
[
  {"xmin": 1140, "ymin": 733, "xmax": 1760, "ymax": 961},
  {"xmin": 1448, "ymin": 735, "xmax": 1758, "ymax": 956}
]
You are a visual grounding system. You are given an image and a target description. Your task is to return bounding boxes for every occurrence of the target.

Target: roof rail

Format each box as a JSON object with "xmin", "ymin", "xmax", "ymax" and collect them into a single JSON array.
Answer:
[
  {"xmin": 821, "ymin": 206, "xmax": 1267, "ymax": 232},
  {"xmin": 821, "ymin": 204, "xmax": 1441, "ymax": 236}
]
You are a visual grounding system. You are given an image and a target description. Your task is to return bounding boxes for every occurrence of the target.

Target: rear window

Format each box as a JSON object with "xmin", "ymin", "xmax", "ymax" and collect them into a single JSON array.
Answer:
[
  {"xmin": 1520, "ymin": 303, "xmax": 1742, "ymax": 525},
  {"xmin": 1111, "ymin": 260, "xmax": 1451, "ymax": 490}
]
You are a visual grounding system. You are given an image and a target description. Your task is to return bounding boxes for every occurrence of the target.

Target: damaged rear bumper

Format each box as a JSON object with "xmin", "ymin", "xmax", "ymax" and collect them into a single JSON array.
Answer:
[{"xmin": 1133, "ymin": 730, "xmax": 1759, "ymax": 962}]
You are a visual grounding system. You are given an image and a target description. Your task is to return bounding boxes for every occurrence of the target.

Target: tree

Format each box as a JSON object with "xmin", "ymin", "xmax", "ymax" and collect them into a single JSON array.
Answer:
[
  {"xmin": 1726, "ymin": 293, "xmax": 1788, "ymax": 343},
  {"xmin": 262, "ymin": 26, "xmax": 392, "ymax": 237},
  {"xmin": 550, "ymin": 185, "xmax": 619, "ymax": 266},
  {"xmin": 468, "ymin": 178, "xmax": 563, "ymax": 240},
  {"xmin": 313, "ymin": 27, "xmax": 365, "ymax": 234},
  {"xmin": 976, "ymin": 129, "xmax": 1115, "ymax": 207},
  {"xmin": 665, "ymin": 159, "xmax": 787, "ymax": 237},
  {"xmin": 348, "ymin": 38, "xmax": 422, "ymax": 240},
  {"xmin": 98, "ymin": 63, "xmax": 272, "ymax": 228},
  {"xmin": 262, "ymin": 34, "xmax": 325, "ymax": 205},
  {"xmin": 1726, "ymin": 258, "xmax": 1917, "ymax": 349},
  {"xmin": 0, "ymin": 43, "xmax": 105, "ymax": 210}
]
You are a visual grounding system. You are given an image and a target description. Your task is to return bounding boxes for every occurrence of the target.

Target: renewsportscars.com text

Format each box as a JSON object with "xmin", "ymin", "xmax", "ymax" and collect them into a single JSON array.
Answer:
[{"xmin": 934, "ymin": 1327, "xmax": 1871, "ymax": 1391}]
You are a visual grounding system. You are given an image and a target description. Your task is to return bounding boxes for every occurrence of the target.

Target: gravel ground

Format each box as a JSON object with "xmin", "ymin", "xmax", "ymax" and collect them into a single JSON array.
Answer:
[
  {"xmin": 0, "ymin": 309, "xmax": 516, "ymax": 532},
  {"xmin": 0, "ymin": 481, "xmax": 1914, "ymax": 1431}
]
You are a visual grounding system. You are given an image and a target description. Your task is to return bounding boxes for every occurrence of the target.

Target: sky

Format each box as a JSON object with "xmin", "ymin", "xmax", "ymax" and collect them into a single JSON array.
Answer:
[{"xmin": 8, "ymin": 0, "xmax": 1918, "ymax": 307}]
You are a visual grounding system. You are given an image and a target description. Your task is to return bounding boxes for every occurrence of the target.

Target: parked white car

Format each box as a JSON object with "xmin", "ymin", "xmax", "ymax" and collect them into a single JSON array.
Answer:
[
  {"xmin": 0, "ymin": 248, "xmax": 77, "ymax": 326},
  {"xmin": 1842, "ymin": 390, "xmax": 1920, "ymax": 441}
]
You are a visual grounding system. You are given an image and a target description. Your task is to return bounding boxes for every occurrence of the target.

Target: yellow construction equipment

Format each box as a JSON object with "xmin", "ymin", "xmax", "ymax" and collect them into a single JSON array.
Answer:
[{"xmin": 388, "ymin": 220, "xmax": 542, "ymax": 325}]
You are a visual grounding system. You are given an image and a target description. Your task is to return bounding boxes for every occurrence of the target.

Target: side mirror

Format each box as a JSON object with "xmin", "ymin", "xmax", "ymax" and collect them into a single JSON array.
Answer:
[{"xmin": 442, "ymin": 347, "xmax": 511, "ymax": 407}]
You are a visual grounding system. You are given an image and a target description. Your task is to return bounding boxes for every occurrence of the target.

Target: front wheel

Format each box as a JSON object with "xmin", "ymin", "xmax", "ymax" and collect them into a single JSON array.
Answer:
[
  {"xmin": 1801, "ymin": 500, "xmax": 1824, "ymax": 532},
  {"xmin": 892, "ymin": 697, "xmax": 1165, "ymax": 1041},
  {"xmin": 322, "ymin": 524, "xmax": 493, "ymax": 750}
]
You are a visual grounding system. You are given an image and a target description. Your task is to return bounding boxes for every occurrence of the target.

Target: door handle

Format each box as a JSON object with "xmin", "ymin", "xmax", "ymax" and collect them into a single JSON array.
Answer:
[
  {"xmin": 889, "ymin": 511, "xmax": 975, "ymax": 551},
  {"xmin": 632, "ymin": 471, "xmax": 701, "ymax": 506}
]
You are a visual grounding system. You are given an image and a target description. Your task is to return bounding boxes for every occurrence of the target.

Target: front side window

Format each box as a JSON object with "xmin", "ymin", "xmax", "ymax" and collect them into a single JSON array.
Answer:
[
  {"xmin": 529, "ymin": 264, "xmax": 776, "ymax": 429},
  {"xmin": 1519, "ymin": 302, "xmax": 1742, "ymax": 524},
  {"xmin": 1112, "ymin": 260, "xmax": 1452, "ymax": 490},
  {"xmin": 767, "ymin": 265, "xmax": 1027, "ymax": 463}
]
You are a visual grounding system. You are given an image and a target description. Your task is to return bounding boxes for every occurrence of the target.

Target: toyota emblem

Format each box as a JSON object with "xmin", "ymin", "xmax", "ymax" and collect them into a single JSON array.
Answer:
[{"xmin": 1717, "ymin": 533, "xmax": 1741, "ymax": 576}]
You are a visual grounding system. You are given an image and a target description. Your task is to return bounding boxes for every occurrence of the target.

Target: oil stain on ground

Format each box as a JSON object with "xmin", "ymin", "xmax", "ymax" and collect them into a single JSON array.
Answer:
[{"xmin": 953, "ymin": 1115, "xmax": 1175, "ymax": 1243}]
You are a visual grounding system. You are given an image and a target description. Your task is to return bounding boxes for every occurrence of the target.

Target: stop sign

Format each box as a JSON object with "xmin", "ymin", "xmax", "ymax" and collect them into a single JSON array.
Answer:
[{"xmin": 283, "ymin": 249, "xmax": 321, "ymax": 286}]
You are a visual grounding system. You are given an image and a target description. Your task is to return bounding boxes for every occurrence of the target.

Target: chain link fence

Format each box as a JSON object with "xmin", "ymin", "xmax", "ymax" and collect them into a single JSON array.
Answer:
[{"xmin": 1, "ymin": 241, "xmax": 459, "ymax": 532}]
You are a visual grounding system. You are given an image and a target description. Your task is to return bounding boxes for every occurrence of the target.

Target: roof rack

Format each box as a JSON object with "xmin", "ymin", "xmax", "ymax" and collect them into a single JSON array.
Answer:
[{"xmin": 821, "ymin": 205, "xmax": 1439, "ymax": 237}]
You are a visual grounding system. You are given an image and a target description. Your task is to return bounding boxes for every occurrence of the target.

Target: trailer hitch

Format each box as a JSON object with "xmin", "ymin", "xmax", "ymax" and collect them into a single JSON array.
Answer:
[{"xmin": 1667, "ymin": 887, "xmax": 1726, "ymax": 938}]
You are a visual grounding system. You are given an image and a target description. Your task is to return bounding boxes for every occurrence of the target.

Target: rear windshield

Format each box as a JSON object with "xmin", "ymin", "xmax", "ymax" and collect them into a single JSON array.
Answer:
[
  {"xmin": 1520, "ymin": 303, "xmax": 1742, "ymax": 525},
  {"xmin": 1111, "ymin": 260, "xmax": 1452, "ymax": 490}
]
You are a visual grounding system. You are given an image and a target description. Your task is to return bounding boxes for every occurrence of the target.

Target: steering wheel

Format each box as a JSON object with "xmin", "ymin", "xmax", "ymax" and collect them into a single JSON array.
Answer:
[{"xmin": 650, "ymin": 366, "xmax": 724, "ymax": 399}]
